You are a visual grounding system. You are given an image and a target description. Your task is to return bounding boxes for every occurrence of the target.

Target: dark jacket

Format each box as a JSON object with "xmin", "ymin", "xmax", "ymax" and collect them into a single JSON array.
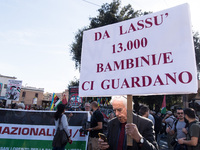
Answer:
[{"xmin": 107, "ymin": 113, "xmax": 158, "ymax": 150}]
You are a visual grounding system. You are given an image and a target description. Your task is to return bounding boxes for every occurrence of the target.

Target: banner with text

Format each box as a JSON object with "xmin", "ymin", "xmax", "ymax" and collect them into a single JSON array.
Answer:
[
  {"xmin": 79, "ymin": 3, "xmax": 198, "ymax": 97},
  {"xmin": 0, "ymin": 109, "xmax": 90, "ymax": 150}
]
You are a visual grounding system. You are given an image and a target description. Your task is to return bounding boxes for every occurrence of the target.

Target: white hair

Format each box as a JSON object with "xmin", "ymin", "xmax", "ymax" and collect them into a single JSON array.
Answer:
[
  {"xmin": 110, "ymin": 96, "xmax": 128, "ymax": 108},
  {"xmin": 84, "ymin": 102, "xmax": 90, "ymax": 107},
  {"xmin": 18, "ymin": 103, "xmax": 25, "ymax": 109}
]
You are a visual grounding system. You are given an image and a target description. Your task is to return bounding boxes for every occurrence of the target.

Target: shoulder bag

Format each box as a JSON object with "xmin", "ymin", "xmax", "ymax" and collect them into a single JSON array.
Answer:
[{"xmin": 52, "ymin": 115, "xmax": 69, "ymax": 147}]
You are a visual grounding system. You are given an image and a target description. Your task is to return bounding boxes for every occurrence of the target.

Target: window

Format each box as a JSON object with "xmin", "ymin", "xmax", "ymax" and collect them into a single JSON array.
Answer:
[
  {"xmin": 22, "ymin": 92, "xmax": 26, "ymax": 97},
  {"xmin": 4, "ymin": 84, "xmax": 7, "ymax": 89},
  {"xmin": 35, "ymin": 93, "xmax": 38, "ymax": 98}
]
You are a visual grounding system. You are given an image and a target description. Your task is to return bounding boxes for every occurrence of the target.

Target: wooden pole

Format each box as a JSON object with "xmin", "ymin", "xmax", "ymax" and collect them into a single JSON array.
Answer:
[{"xmin": 127, "ymin": 95, "xmax": 133, "ymax": 146}]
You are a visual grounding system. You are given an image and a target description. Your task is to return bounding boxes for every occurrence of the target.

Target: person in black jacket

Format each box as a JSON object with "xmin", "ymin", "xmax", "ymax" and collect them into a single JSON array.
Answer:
[
  {"xmin": 98, "ymin": 96, "xmax": 158, "ymax": 150},
  {"xmin": 87, "ymin": 101, "xmax": 104, "ymax": 150}
]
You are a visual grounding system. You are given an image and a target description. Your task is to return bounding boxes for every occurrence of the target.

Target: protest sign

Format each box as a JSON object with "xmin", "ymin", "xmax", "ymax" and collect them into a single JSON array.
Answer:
[
  {"xmin": 79, "ymin": 3, "xmax": 198, "ymax": 97},
  {"xmin": 5, "ymin": 80, "xmax": 22, "ymax": 101},
  {"xmin": 69, "ymin": 86, "xmax": 82, "ymax": 108},
  {"xmin": 0, "ymin": 109, "xmax": 90, "ymax": 150}
]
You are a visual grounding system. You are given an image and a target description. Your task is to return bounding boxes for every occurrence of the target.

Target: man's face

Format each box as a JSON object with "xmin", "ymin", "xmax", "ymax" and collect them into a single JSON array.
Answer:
[
  {"xmin": 112, "ymin": 100, "xmax": 127, "ymax": 123},
  {"xmin": 85, "ymin": 105, "xmax": 90, "ymax": 111},
  {"xmin": 144, "ymin": 111, "xmax": 149, "ymax": 118},
  {"xmin": 177, "ymin": 109, "xmax": 184, "ymax": 120}
]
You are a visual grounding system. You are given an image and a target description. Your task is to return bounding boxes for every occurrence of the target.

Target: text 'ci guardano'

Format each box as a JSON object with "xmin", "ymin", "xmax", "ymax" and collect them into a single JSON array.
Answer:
[{"xmin": 81, "ymin": 12, "xmax": 194, "ymax": 91}]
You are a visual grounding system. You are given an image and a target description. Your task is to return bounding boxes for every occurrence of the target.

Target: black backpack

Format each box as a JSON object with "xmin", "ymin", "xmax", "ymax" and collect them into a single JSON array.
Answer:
[
  {"xmin": 154, "ymin": 115, "xmax": 162, "ymax": 133},
  {"xmin": 167, "ymin": 116, "xmax": 177, "ymax": 128},
  {"xmin": 173, "ymin": 118, "xmax": 188, "ymax": 133}
]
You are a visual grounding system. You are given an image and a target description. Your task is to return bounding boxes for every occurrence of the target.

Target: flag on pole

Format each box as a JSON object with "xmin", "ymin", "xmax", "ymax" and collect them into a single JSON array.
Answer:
[
  {"xmin": 50, "ymin": 93, "xmax": 55, "ymax": 110},
  {"xmin": 62, "ymin": 94, "xmax": 67, "ymax": 105},
  {"xmin": 97, "ymin": 97, "xmax": 100, "ymax": 107},
  {"xmin": 50, "ymin": 93, "xmax": 62, "ymax": 110},
  {"xmin": 53, "ymin": 94, "xmax": 62, "ymax": 110},
  {"xmin": 161, "ymin": 95, "xmax": 166, "ymax": 114}
]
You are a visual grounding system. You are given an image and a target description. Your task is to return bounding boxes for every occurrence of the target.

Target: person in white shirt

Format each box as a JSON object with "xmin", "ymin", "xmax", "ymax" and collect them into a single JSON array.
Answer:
[{"xmin": 53, "ymin": 104, "xmax": 72, "ymax": 150}]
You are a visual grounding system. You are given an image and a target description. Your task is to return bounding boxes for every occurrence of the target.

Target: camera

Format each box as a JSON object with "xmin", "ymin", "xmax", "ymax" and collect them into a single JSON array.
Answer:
[
  {"xmin": 79, "ymin": 127, "xmax": 88, "ymax": 135},
  {"xmin": 79, "ymin": 121, "xmax": 90, "ymax": 135}
]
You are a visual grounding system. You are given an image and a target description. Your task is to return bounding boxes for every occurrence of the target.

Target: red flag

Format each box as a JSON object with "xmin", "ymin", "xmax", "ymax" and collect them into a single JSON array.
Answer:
[{"xmin": 62, "ymin": 94, "xmax": 67, "ymax": 105}]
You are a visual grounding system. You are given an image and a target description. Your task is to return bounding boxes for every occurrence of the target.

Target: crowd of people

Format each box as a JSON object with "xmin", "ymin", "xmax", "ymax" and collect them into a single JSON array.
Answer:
[
  {"xmin": 0, "ymin": 100, "xmax": 46, "ymax": 110},
  {"xmin": 1, "ymin": 96, "xmax": 200, "ymax": 150},
  {"xmin": 53, "ymin": 96, "xmax": 200, "ymax": 150},
  {"xmin": 85, "ymin": 96, "xmax": 200, "ymax": 150}
]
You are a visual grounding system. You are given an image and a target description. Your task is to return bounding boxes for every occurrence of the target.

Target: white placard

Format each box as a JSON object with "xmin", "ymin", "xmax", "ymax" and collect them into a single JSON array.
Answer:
[
  {"xmin": 5, "ymin": 80, "xmax": 22, "ymax": 101},
  {"xmin": 79, "ymin": 3, "xmax": 198, "ymax": 97}
]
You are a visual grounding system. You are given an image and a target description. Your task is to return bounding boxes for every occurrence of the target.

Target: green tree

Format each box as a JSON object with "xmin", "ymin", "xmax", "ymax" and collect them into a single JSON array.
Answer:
[
  {"xmin": 193, "ymin": 32, "xmax": 200, "ymax": 70},
  {"xmin": 70, "ymin": 0, "xmax": 148, "ymax": 69},
  {"xmin": 68, "ymin": 77, "xmax": 79, "ymax": 88},
  {"xmin": 133, "ymin": 95, "xmax": 182, "ymax": 113},
  {"xmin": 70, "ymin": 1, "xmax": 200, "ymax": 71}
]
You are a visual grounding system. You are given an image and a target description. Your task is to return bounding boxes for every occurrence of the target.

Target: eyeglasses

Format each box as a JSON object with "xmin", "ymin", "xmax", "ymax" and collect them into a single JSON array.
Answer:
[{"xmin": 177, "ymin": 112, "xmax": 184, "ymax": 115}]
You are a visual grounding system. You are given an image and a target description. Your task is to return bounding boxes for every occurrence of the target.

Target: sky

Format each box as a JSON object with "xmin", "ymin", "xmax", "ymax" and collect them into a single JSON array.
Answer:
[{"xmin": 0, "ymin": 0, "xmax": 199, "ymax": 93}]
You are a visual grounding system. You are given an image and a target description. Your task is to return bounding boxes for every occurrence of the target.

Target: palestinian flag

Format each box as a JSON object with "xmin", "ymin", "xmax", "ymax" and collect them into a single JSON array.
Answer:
[
  {"xmin": 161, "ymin": 95, "xmax": 166, "ymax": 114},
  {"xmin": 50, "ymin": 93, "xmax": 62, "ymax": 110},
  {"xmin": 53, "ymin": 94, "xmax": 62, "ymax": 110}
]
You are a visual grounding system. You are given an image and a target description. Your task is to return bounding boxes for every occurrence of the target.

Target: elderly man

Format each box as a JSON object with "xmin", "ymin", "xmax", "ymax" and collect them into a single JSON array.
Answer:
[
  {"xmin": 84, "ymin": 102, "xmax": 91, "ymax": 111},
  {"xmin": 99, "ymin": 96, "xmax": 158, "ymax": 150}
]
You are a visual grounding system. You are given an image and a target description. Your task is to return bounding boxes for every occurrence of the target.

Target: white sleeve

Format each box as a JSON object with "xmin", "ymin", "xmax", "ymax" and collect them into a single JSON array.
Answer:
[{"xmin": 61, "ymin": 114, "xmax": 70, "ymax": 137}]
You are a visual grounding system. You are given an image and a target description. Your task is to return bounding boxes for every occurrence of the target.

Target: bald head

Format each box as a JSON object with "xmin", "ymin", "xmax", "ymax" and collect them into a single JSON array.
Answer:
[{"xmin": 91, "ymin": 101, "xmax": 98, "ymax": 108}]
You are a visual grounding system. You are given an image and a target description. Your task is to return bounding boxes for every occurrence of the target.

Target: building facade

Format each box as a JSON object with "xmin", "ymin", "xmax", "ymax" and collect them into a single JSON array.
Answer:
[{"xmin": 19, "ymin": 86, "xmax": 44, "ymax": 106}]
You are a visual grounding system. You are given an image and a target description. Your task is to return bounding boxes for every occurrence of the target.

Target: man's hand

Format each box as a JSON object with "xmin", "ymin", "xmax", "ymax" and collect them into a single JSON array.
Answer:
[
  {"xmin": 68, "ymin": 113, "xmax": 73, "ymax": 118},
  {"xmin": 125, "ymin": 123, "xmax": 142, "ymax": 143},
  {"xmin": 68, "ymin": 137, "xmax": 73, "ymax": 144},
  {"xmin": 178, "ymin": 138, "xmax": 185, "ymax": 145},
  {"xmin": 164, "ymin": 114, "xmax": 169, "ymax": 119},
  {"xmin": 166, "ymin": 127, "xmax": 171, "ymax": 133},
  {"xmin": 182, "ymin": 128, "xmax": 188, "ymax": 134},
  {"xmin": 98, "ymin": 138, "xmax": 109, "ymax": 150},
  {"xmin": 87, "ymin": 128, "xmax": 93, "ymax": 131}
]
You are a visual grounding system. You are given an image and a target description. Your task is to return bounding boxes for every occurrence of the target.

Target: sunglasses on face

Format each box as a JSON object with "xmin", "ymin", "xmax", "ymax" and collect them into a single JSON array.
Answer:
[{"xmin": 177, "ymin": 112, "xmax": 184, "ymax": 115}]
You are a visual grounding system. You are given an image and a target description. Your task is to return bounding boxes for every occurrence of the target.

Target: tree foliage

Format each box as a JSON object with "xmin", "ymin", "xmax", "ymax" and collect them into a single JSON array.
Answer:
[
  {"xmin": 133, "ymin": 95, "xmax": 182, "ymax": 113},
  {"xmin": 193, "ymin": 32, "xmax": 200, "ymax": 70},
  {"xmin": 70, "ymin": 0, "xmax": 148, "ymax": 69},
  {"xmin": 68, "ymin": 77, "xmax": 79, "ymax": 88}
]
